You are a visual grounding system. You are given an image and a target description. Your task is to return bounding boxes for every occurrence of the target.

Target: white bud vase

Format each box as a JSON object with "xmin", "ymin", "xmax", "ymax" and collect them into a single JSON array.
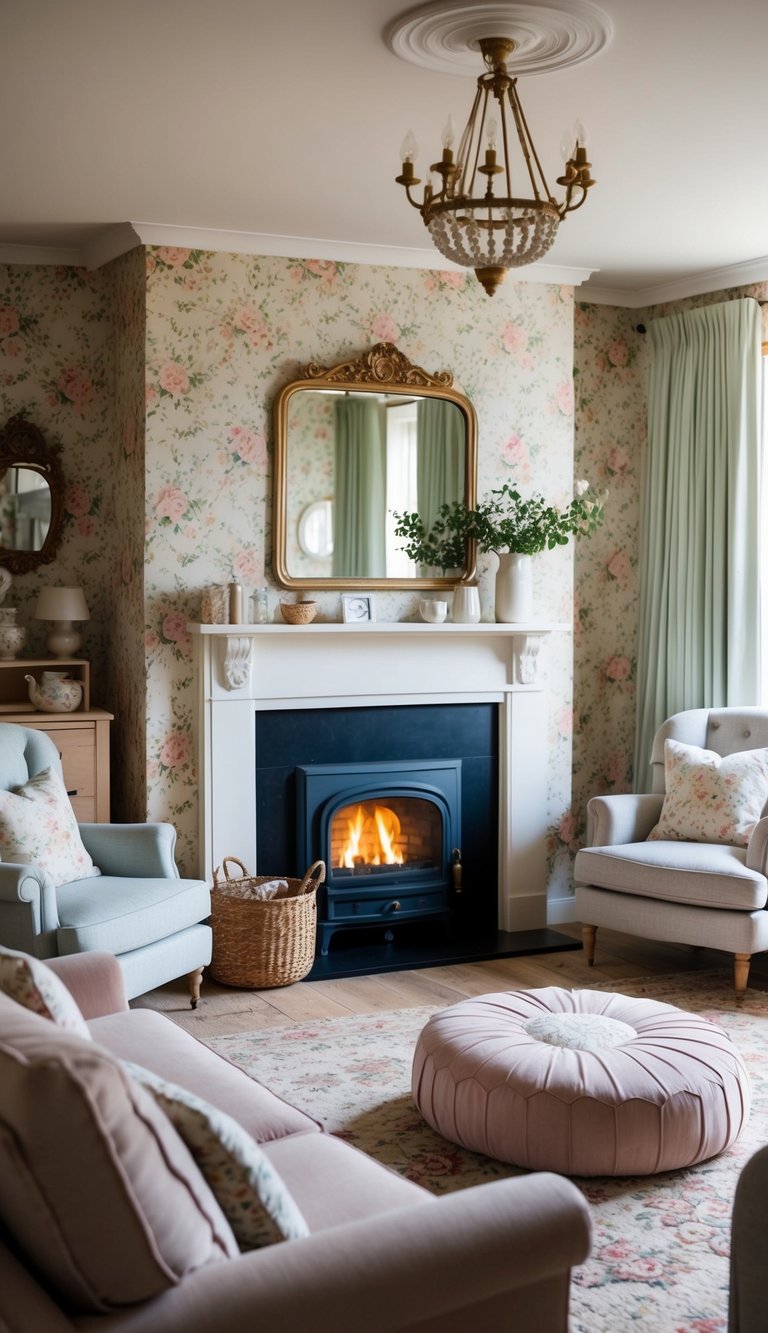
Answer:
[
  {"xmin": 495, "ymin": 552, "xmax": 533, "ymax": 623},
  {"xmin": 451, "ymin": 583, "xmax": 481, "ymax": 624}
]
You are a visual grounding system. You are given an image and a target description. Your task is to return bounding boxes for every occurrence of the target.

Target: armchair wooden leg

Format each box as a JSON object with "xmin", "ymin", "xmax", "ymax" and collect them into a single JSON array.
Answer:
[
  {"xmin": 582, "ymin": 924, "xmax": 597, "ymax": 967},
  {"xmin": 188, "ymin": 966, "xmax": 204, "ymax": 1009},
  {"xmin": 734, "ymin": 953, "xmax": 751, "ymax": 997}
]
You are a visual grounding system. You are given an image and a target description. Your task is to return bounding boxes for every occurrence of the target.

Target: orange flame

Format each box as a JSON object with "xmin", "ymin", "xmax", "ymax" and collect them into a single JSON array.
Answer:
[{"xmin": 339, "ymin": 803, "xmax": 404, "ymax": 868}]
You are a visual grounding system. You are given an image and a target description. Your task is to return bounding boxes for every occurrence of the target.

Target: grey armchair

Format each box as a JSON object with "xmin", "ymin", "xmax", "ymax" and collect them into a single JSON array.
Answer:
[
  {"xmin": 575, "ymin": 708, "xmax": 768, "ymax": 995},
  {"xmin": 0, "ymin": 724, "xmax": 211, "ymax": 1003}
]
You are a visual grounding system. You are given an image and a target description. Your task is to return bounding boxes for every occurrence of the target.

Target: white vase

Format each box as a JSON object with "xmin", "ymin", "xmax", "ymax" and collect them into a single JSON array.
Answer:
[
  {"xmin": 495, "ymin": 552, "xmax": 533, "ymax": 623},
  {"xmin": 451, "ymin": 583, "xmax": 481, "ymax": 624}
]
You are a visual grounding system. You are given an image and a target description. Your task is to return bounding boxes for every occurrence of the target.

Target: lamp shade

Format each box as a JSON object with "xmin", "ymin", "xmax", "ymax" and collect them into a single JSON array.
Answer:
[{"xmin": 34, "ymin": 586, "xmax": 90, "ymax": 622}]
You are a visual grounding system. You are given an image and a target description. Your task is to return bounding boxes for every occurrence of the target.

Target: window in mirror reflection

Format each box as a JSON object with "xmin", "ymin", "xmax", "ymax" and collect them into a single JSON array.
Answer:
[
  {"xmin": 0, "ymin": 467, "xmax": 52, "ymax": 552},
  {"xmin": 285, "ymin": 390, "xmax": 466, "ymax": 581}
]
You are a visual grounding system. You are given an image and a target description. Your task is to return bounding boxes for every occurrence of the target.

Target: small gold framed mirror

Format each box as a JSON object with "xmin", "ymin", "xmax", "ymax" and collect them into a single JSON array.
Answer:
[
  {"xmin": 272, "ymin": 343, "xmax": 477, "ymax": 590},
  {"xmin": 0, "ymin": 416, "xmax": 65, "ymax": 574}
]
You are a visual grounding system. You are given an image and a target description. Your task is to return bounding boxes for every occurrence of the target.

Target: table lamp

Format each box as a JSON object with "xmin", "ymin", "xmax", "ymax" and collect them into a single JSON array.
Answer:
[{"xmin": 34, "ymin": 586, "xmax": 90, "ymax": 657}]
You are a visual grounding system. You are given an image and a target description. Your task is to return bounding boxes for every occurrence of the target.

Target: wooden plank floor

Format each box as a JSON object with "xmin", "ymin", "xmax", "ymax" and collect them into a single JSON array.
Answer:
[{"xmin": 133, "ymin": 923, "xmax": 768, "ymax": 1039}]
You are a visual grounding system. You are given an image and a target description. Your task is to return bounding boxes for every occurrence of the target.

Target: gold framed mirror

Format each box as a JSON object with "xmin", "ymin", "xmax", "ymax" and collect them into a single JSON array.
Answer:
[
  {"xmin": 0, "ymin": 416, "xmax": 65, "ymax": 574},
  {"xmin": 272, "ymin": 343, "xmax": 477, "ymax": 590}
]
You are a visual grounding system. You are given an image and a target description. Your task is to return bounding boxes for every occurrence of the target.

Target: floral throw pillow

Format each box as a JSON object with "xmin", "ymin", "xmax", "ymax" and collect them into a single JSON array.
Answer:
[
  {"xmin": 647, "ymin": 739, "xmax": 768, "ymax": 847},
  {"xmin": 123, "ymin": 1061, "xmax": 310, "ymax": 1251},
  {"xmin": 0, "ymin": 945, "xmax": 91, "ymax": 1037},
  {"xmin": 0, "ymin": 766, "xmax": 100, "ymax": 886}
]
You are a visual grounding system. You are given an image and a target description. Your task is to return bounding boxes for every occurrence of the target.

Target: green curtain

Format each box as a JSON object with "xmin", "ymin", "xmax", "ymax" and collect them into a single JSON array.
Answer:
[
  {"xmin": 633, "ymin": 297, "xmax": 763, "ymax": 788},
  {"xmin": 416, "ymin": 398, "xmax": 465, "ymax": 574},
  {"xmin": 332, "ymin": 396, "xmax": 387, "ymax": 577},
  {"xmin": 416, "ymin": 398, "xmax": 465, "ymax": 532}
]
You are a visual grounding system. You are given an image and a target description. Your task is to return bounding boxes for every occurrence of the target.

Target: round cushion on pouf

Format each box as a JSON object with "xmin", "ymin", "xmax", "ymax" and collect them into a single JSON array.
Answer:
[{"xmin": 411, "ymin": 987, "xmax": 750, "ymax": 1177}]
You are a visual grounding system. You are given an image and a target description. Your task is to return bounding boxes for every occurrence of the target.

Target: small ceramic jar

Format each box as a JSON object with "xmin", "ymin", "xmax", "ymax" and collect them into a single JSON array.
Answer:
[{"xmin": 0, "ymin": 623, "xmax": 26, "ymax": 660}]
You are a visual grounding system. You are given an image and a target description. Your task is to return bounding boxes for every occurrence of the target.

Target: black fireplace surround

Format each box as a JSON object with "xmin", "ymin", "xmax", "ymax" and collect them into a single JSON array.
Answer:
[
  {"xmin": 255, "ymin": 703, "xmax": 497, "ymax": 939},
  {"xmin": 254, "ymin": 702, "xmax": 578, "ymax": 978}
]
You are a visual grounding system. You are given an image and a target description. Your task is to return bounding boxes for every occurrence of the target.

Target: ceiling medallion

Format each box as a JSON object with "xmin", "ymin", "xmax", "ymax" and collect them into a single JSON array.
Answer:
[
  {"xmin": 385, "ymin": 1, "xmax": 613, "ymax": 77},
  {"xmin": 387, "ymin": 1, "xmax": 611, "ymax": 295}
]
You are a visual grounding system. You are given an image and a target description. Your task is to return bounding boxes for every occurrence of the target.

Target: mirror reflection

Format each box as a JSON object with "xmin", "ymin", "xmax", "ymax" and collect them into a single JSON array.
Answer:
[
  {"xmin": 0, "ymin": 467, "xmax": 52, "ymax": 552},
  {"xmin": 0, "ymin": 415, "xmax": 65, "ymax": 574},
  {"xmin": 273, "ymin": 345, "xmax": 477, "ymax": 590},
  {"xmin": 284, "ymin": 390, "xmax": 466, "ymax": 580}
]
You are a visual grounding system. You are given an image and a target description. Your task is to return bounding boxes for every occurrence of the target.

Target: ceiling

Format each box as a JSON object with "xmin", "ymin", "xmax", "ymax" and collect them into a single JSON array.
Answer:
[{"xmin": 2, "ymin": 0, "xmax": 768, "ymax": 306}]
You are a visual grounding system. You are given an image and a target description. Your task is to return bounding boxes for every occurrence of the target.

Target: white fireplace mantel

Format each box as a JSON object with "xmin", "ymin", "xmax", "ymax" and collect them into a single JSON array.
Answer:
[{"xmin": 190, "ymin": 621, "xmax": 570, "ymax": 934}]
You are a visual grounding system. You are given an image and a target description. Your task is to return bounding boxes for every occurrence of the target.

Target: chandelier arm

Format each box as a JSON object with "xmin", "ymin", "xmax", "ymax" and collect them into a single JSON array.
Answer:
[
  {"xmin": 456, "ymin": 83, "xmax": 485, "ymax": 195},
  {"xmin": 561, "ymin": 186, "xmax": 589, "ymax": 215},
  {"xmin": 508, "ymin": 85, "xmax": 552, "ymax": 203},
  {"xmin": 498, "ymin": 86, "xmax": 515, "ymax": 201}
]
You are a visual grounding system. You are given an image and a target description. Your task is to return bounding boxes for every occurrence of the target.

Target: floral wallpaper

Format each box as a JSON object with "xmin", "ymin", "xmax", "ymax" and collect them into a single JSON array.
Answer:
[
  {"xmin": 569, "ymin": 303, "xmax": 648, "ymax": 849},
  {"xmin": 0, "ymin": 262, "xmax": 117, "ymax": 690},
  {"xmin": 570, "ymin": 280, "xmax": 768, "ymax": 860},
  {"xmin": 142, "ymin": 250, "xmax": 578, "ymax": 879}
]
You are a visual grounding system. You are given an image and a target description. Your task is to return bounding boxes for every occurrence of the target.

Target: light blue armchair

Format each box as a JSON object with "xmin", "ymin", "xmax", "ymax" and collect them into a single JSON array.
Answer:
[{"xmin": 0, "ymin": 725, "xmax": 211, "ymax": 1004}]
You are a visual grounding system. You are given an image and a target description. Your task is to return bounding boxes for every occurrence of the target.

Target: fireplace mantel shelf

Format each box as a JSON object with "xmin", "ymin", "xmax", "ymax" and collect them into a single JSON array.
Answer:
[
  {"xmin": 189, "ymin": 622, "xmax": 570, "ymax": 636},
  {"xmin": 189, "ymin": 621, "xmax": 570, "ymax": 692}
]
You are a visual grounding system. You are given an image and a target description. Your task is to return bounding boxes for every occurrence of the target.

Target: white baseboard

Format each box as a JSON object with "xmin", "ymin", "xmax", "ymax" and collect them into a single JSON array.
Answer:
[{"xmin": 547, "ymin": 895, "xmax": 579, "ymax": 925}]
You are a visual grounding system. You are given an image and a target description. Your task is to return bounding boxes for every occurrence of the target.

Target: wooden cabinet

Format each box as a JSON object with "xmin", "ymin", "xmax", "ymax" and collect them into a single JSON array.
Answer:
[
  {"xmin": 1, "ymin": 709, "xmax": 113, "ymax": 822},
  {"xmin": 0, "ymin": 660, "xmax": 112, "ymax": 821}
]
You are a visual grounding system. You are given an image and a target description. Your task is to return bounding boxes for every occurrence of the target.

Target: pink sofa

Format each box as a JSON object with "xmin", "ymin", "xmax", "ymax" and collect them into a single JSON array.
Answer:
[{"xmin": 0, "ymin": 953, "xmax": 592, "ymax": 1333}]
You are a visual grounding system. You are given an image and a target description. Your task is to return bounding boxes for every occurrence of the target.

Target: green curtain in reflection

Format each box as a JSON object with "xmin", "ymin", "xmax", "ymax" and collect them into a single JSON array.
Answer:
[
  {"xmin": 333, "ymin": 396, "xmax": 387, "ymax": 577},
  {"xmin": 417, "ymin": 398, "xmax": 465, "ymax": 535},
  {"xmin": 633, "ymin": 297, "xmax": 762, "ymax": 788}
]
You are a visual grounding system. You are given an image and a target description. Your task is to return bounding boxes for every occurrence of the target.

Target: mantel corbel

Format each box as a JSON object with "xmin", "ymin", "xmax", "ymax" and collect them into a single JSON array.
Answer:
[
  {"xmin": 509, "ymin": 631, "xmax": 548, "ymax": 685},
  {"xmin": 217, "ymin": 634, "xmax": 254, "ymax": 691}
]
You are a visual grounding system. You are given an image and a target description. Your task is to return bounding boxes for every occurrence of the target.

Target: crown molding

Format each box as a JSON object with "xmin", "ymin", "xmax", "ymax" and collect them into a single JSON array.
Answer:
[
  {"xmin": 5, "ymin": 221, "xmax": 766, "ymax": 307},
  {"xmin": 581, "ymin": 255, "xmax": 768, "ymax": 309},
  {"xmin": 130, "ymin": 222, "xmax": 598, "ymax": 287},
  {"xmin": 0, "ymin": 220, "xmax": 596, "ymax": 288},
  {"xmin": 80, "ymin": 223, "xmax": 142, "ymax": 270}
]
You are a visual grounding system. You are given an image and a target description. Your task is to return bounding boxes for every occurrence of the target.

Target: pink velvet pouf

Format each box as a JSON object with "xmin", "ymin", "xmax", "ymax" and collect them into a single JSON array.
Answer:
[{"xmin": 411, "ymin": 987, "xmax": 750, "ymax": 1177}]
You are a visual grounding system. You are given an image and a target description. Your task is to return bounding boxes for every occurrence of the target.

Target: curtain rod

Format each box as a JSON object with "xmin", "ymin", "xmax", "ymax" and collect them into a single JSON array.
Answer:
[{"xmin": 635, "ymin": 297, "xmax": 766, "ymax": 336}]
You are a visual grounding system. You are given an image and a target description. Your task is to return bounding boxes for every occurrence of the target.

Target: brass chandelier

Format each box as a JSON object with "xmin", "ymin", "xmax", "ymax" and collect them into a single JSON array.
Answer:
[{"xmin": 395, "ymin": 35, "xmax": 595, "ymax": 296}]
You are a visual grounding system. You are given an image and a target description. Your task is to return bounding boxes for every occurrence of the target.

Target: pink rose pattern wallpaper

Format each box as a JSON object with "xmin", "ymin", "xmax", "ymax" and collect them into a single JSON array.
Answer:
[
  {"xmin": 0, "ymin": 262, "xmax": 116, "ymax": 681},
  {"xmin": 2, "ymin": 248, "xmax": 764, "ymax": 904},
  {"xmin": 142, "ymin": 251, "xmax": 577, "ymax": 879}
]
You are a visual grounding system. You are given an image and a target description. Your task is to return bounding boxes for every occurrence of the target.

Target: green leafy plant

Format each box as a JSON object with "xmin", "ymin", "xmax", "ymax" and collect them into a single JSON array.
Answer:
[{"xmin": 394, "ymin": 481, "xmax": 604, "ymax": 566}]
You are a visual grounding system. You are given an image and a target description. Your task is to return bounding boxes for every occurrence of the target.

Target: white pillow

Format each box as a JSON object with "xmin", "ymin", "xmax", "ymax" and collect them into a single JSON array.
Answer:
[
  {"xmin": 0, "ymin": 945, "xmax": 91, "ymax": 1038},
  {"xmin": 123, "ymin": 1060, "xmax": 310, "ymax": 1251},
  {"xmin": 0, "ymin": 766, "xmax": 100, "ymax": 886},
  {"xmin": 648, "ymin": 738, "xmax": 768, "ymax": 846}
]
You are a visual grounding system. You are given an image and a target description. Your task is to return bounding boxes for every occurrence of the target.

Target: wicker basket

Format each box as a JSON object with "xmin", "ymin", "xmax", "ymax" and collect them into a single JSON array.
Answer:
[{"xmin": 210, "ymin": 857, "xmax": 325, "ymax": 989}]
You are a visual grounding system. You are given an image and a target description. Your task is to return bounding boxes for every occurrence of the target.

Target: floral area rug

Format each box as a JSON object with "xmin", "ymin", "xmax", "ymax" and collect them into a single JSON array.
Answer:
[{"xmin": 208, "ymin": 971, "xmax": 768, "ymax": 1332}]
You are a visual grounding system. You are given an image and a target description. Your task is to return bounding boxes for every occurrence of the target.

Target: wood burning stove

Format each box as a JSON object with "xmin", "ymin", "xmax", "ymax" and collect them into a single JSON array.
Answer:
[{"xmin": 297, "ymin": 759, "xmax": 461, "ymax": 954}]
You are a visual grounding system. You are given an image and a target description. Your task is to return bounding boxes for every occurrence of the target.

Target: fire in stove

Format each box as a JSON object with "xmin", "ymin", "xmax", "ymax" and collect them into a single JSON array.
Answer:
[
  {"xmin": 330, "ymin": 796, "xmax": 441, "ymax": 878},
  {"xmin": 339, "ymin": 802, "xmax": 404, "ymax": 869}
]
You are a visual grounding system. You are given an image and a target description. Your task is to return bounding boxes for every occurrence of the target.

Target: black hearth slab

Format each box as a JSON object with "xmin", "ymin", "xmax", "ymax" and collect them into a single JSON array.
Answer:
[{"xmin": 304, "ymin": 927, "xmax": 580, "ymax": 982}]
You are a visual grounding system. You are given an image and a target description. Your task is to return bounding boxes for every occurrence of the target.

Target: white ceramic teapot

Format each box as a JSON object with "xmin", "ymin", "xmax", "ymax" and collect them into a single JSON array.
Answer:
[{"xmin": 25, "ymin": 671, "xmax": 83, "ymax": 714}]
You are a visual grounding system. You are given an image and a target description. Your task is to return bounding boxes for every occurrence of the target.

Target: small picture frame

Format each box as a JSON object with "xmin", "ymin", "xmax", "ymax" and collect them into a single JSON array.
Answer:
[{"xmin": 341, "ymin": 593, "xmax": 376, "ymax": 624}]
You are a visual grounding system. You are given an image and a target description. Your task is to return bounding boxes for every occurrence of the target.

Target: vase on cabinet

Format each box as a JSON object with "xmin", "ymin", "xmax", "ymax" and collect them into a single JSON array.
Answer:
[
  {"xmin": 451, "ymin": 583, "xmax": 481, "ymax": 624},
  {"xmin": 495, "ymin": 553, "xmax": 533, "ymax": 623}
]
